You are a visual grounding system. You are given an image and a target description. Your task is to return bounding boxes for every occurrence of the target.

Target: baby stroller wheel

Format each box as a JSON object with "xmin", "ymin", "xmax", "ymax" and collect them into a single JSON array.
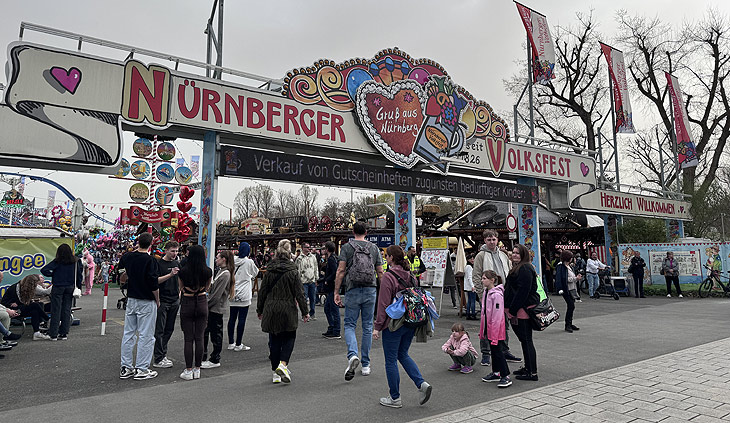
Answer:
[{"xmin": 613, "ymin": 293, "xmax": 620, "ymax": 300}]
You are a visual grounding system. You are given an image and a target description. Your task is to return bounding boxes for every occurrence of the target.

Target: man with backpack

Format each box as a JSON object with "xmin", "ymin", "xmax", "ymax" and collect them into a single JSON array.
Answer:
[{"xmin": 335, "ymin": 221, "xmax": 383, "ymax": 381}]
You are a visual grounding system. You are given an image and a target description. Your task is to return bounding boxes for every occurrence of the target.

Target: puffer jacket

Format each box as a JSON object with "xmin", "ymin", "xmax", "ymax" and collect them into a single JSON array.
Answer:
[
  {"xmin": 256, "ymin": 258, "xmax": 308, "ymax": 334},
  {"xmin": 480, "ymin": 284, "xmax": 506, "ymax": 344},
  {"xmin": 442, "ymin": 332, "xmax": 478, "ymax": 358},
  {"xmin": 232, "ymin": 256, "xmax": 258, "ymax": 307}
]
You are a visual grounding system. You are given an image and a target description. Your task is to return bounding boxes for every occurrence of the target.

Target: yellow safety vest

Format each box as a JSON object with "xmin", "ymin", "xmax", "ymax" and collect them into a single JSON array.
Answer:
[{"xmin": 408, "ymin": 256, "xmax": 422, "ymax": 276}]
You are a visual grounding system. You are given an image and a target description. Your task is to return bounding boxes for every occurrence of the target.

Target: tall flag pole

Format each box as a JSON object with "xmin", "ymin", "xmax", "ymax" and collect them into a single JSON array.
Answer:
[
  {"xmin": 600, "ymin": 43, "xmax": 635, "ymax": 134},
  {"xmin": 665, "ymin": 72, "xmax": 699, "ymax": 170}
]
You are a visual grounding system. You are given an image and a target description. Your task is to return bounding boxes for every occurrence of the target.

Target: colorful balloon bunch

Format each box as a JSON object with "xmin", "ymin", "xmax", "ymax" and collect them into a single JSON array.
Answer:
[{"xmin": 175, "ymin": 186, "xmax": 195, "ymax": 243}]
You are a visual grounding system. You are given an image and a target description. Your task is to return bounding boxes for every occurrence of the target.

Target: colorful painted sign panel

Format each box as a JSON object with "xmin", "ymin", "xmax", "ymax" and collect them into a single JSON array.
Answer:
[
  {"xmin": 0, "ymin": 238, "xmax": 73, "ymax": 287},
  {"xmin": 1, "ymin": 189, "xmax": 28, "ymax": 208},
  {"xmin": 619, "ymin": 242, "xmax": 730, "ymax": 285},
  {"xmin": 569, "ymin": 185, "xmax": 691, "ymax": 220},
  {"xmin": 600, "ymin": 43, "xmax": 635, "ymax": 134},
  {"xmin": 119, "ymin": 206, "xmax": 176, "ymax": 226},
  {"xmin": 665, "ymin": 73, "xmax": 699, "ymax": 168},
  {"xmin": 516, "ymin": 2, "xmax": 556, "ymax": 84}
]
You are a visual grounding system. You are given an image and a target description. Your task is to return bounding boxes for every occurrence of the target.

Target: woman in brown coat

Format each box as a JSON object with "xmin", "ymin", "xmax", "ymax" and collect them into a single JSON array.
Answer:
[{"xmin": 257, "ymin": 239, "xmax": 309, "ymax": 384}]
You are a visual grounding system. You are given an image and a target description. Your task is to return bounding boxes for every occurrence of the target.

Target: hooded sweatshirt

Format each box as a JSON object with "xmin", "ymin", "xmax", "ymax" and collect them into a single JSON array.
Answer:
[
  {"xmin": 374, "ymin": 265, "xmax": 414, "ymax": 332},
  {"xmin": 472, "ymin": 244, "xmax": 511, "ymax": 295},
  {"xmin": 232, "ymin": 256, "xmax": 258, "ymax": 307},
  {"xmin": 208, "ymin": 269, "xmax": 231, "ymax": 315},
  {"xmin": 480, "ymin": 284, "xmax": 506, "ymax": 344}
]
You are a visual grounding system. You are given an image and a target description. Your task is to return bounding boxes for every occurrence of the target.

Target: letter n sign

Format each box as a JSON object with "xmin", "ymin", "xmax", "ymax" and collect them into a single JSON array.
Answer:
[{"xmin": 121, "ymin": 60, "xmax": 170, "ymax": 126}]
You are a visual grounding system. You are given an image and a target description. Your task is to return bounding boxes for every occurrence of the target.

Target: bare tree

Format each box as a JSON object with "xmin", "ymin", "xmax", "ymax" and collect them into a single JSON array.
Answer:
[
  {"xmin": 298, "ymin": 185, "xmax": 319, "ymax": 219},
  {"xmin": 253, "ymin": 185, "xmax": 274, "ymax": 218},
  {"xmin": 233, "ymin": 187, "xmax": 254, "ymax": 220}
]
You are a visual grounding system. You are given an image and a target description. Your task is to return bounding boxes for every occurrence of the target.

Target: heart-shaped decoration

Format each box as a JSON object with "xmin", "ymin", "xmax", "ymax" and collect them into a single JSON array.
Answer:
[
  {"xmin": 580, "ymin": 162, "xmax": 590, "ymax": 177},
  {"xmin": 50, "ymin": 66, "xmax": 82, "ymax": 94},
  {"xmin": 355, "ymin": 79, "xmax": 427, "ymax": 168},
  {"xmin": 177, "ymin": 201, "xmax": 192, "ymax": 213},
  {"xmin": 179, "ymin": 186, "xmax": 195, "ymax": 202}
]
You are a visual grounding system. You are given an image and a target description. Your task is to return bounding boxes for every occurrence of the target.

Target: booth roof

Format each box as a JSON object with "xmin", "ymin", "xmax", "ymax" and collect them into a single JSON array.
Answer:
[
  {"xmin": 446, "ymin": 201, "xmax": 581, "ymax": 232},
  {"xmin": 0, "ymin": 226, "xmax": 72, "ymax": 239}
]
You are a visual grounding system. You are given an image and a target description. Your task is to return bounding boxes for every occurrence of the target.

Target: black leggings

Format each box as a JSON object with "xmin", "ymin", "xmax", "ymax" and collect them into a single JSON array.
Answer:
[
  {"xmin": 19, "ymin": 302, "xmax": 47, "ymax": 332},
  {"xmin": 180, "ymin": 295, "xmax": 208, "ymax": 369},
  {"xmin": 665, "ymin": 276, "xmax": 682, "ymax": 295},
  {"xmin": 268, "ymin": 331, "xmax": 296, "ymax": 371},
  {"xmin": 562, "ymin": 292, "xmax": 575, "ymax": 327},
  {"xmin": 512, "ymin": 318, "xmax": 537, "ymax": 374},
  {"xmin": 489, "ymin": 340, "xmax": 510, "ymax": 377},
  {"xmin": 227, "ymin": 306, "xmax": 249, "ymax": 345},
  {"xmin": 204, "ymin": 312, "xmax": 224, "ymax": 364}
]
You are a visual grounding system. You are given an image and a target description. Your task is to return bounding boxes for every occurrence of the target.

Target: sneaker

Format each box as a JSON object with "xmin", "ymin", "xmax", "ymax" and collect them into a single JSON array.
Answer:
[
  {"xmin": 5, "ymin": 332, "xmax": 21, "ymax": 341},
  {"xmin": 380, "ymin": 396, "xmax": 403, "ymax": 408},
  {"xmin": 576, "ymin": 299, "xmax": 583, "ymax": 303},
  {"xmin": 193, "ymin": 368, "xmax": 200, "ymax": 379},
  {"xmin": 480, "ymin": 356, "xmax": 490, "ymax": 366},
  {"xmin": 153, "ymin": 358, "xmax": 173, "ymax": 368},
  {"xmin": 460, "ymin": 366, "xmax": 474, "ymax": 374},
  {"xmin": 234, "ymin": 344, "xmax": 251, "ymax": 351},
  {"xmin": 33, "ymin": 332, "xmax": 51, "ymax": 341},
  {"xmin": 200, "ymin": 360, "xmax": 220, "ymax": 369},
  {"xmin": 418, "ymin": 381, "xmax": 432, "ymax": 405},
  {"xmin": 2, "ymin": 340, "xmax": 18, "ymax": 347},
  {"xmin": 345, "ymin": 355, "xmax": 360, "ymax": 381},
  {"xmin": 179, "ymin": 369, "xmax": 193, "ymax": 380},
  {"xmin": 679, "ymin": 294, "xmax": 684, "ymax": 298},
  {"xmin": 482, "ymin": 372, "xmax": 501, "ymax": 382},
  {"xmin": 50, "ymin": 337, "xmax": 58, "ymax": 341},
  {"xmin": 515, "ymin": 373, "xmax": 539, "ymax": 381},
  {"xmin": 227, "ymin": 343, "xmax": 236, "ymax": 350},
  {"xmin": 667, "ymin": 294, "xmax": 672, "ymax": 297},
  {"xmin": 505, "ymin": 352, "xmax": 522, "ymax": 363},
  {"xmin": 134, "ymin": 369, "xmax": 159, "ymax": 380},
  {"xmin": 565, "ymin": 326, "xmax": 574, "ymax": 333},
  {"xmin": 497, "ymin": 376, "xmax": 512, "ymax": 388},
  {"xmin": 119, "ymin": 366, "xmax": 136, "ymax": 379},
  {"xmin": 272, "ymin": 372, "xmax": 282, "ymax": 384},
  {"xmin": 513, "ymin": 367, "xmax": 529, "ymax": 376},
  {"xmin": 57, "ymin": 335, "xmax": 68, "ymax": 341},
  {"xmin": 448, "ymin": 363, "xmax": 462, "ymax": 371},
  {"xmin": 275, "ymin": 362, "xmax": 291, "ymax": 383},
  {"xmin": 309, "ymin": 316, "xmax": 317, "ymax": 321},
  {"xmin": 324, "ymin": 333, "xmax": 341, "ymax": 339},
  {"xmin": 361, "ymin": 366, "xmax": 371, "ymax": 376},
  {"xmin": 570, "ymin": 325, "xmax": 580, "ymax": 331}
]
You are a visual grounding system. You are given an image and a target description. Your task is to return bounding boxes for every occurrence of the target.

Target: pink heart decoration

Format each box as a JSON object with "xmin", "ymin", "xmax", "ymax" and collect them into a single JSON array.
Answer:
[
  {"xmin": 179, "ymin": 186, "xmax": 195, "ymax": 202},
  {"xmin": 580, "ymin": 162, "xmax": 590, "ymax": 177},
  {"xmin": 177, "ymin": 201, "xmax": 192, "ymax": 213},
  {"xmin": 50, "ymin": 66, "xmax": 82, "ymax": 94}
]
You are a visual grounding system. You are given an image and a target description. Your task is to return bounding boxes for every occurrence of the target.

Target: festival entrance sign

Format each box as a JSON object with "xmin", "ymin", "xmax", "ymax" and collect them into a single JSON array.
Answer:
[{"xmin": 568, "ymin": 185, "xmax": 691, "ymax": 220}]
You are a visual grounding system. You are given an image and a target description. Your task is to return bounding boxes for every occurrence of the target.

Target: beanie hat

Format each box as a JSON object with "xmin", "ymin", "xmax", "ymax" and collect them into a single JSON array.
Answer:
[{"xmin": 238, "ymin": 242, "xmax": 251, "ymax": 258}]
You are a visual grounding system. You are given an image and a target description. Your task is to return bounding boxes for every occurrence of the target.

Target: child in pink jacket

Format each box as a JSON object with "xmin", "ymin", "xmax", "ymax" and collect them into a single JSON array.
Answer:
[
  {"xmin": 479, "ymin": 270, "xmax": 511, "ymax": 388},
  {"xmin": 442, "ymin": 322, "xmax": 478, "ymax": 374}
]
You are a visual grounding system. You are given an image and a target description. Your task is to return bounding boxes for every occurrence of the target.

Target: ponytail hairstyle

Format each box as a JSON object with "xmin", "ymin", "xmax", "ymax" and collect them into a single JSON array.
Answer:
[
  {"xmin": 482, "ymin": 270, "xmax": 503, "ymax": 286},
  {"xmin": 385, "ymin": 245, "xmax": 409, "ymax": 271},
  {"xmin": 450, "ymin": 322, "xmax": 469, "ymax": 338},
  {"xmin": 216, "ymin": 250, "xmax": 236, "ymax": 300}
]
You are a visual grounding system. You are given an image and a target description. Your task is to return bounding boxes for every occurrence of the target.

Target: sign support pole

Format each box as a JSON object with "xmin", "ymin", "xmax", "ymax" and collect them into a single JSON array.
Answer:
[
  {"xmin": 199, "ymin": 130, "xmax": 219, "ymax": 269},
  {"xmin": 517, "ymin": 177, "xmax": 541, "ymax": 275}
]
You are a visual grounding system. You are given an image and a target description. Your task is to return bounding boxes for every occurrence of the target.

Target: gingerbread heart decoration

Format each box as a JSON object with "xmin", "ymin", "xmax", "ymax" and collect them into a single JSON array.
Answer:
[{"xmin": 355, "ymin": 79, "xmax": 427, "ymax": 169}]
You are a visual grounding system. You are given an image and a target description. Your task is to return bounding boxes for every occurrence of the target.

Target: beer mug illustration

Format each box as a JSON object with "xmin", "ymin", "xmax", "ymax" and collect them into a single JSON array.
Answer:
[{"xmin": 413, "ymin": 76, "xmax": 470, "ymax": 173}]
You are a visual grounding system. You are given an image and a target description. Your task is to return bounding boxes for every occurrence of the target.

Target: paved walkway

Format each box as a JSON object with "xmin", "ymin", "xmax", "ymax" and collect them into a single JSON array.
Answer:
[{"xmin": 414, "ymin": 337, "xmax": 730, "ymax": 423}]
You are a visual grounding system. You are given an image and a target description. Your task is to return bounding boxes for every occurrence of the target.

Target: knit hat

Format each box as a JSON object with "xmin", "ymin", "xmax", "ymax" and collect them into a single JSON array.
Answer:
[{"xmin": 238, "ymin": 242, "xmax": 251, "ymax": 258}]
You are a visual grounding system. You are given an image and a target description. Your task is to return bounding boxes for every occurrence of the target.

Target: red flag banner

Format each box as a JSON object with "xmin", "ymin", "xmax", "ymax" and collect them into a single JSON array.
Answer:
[
  {"xmin": 600, "ymin": 43, "xmax": 635, "ymax": 134},
  {"xmin": 665, "ymin": 73, "xmax": 699, "ymax": 168},
  {"xmin": 515, "ymin": 2, "xmax": 556, "ymax": 84}
]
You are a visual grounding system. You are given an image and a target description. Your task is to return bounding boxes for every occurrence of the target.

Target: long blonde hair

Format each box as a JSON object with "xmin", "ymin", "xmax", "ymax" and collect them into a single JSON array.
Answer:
[{"xmin": 19, "ymin": 274, "xmax": 41, "ymax": 305}]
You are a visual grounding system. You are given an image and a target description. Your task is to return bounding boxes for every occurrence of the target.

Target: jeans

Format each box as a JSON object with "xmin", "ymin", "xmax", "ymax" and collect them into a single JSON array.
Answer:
[
  {"xmin": 227, "ymin": 306, "xmax": 249, "ymax": 345},
  {"xmin": 465, "ymin": 291, "xmax": 476, "ymax": 316},
  {"xmin": 344, "ymin": 286, "xmax": 376, "ymax": 367},
  {"xmin": 489, "ymin": 340, "xmax": 510, "ymax": 377},
  {"xmin": 562, "ymin": 292, "xmax": 575, "ymax": 327},
  {"xmin": 154, "ymin": 300, "xmax": 179, "ymax": 363},
  {"xmin": 324, "ymin": 292, "xmax": 340, "ymax": 335},
  {"xmin": 586, "ymin": 273, "xmax": 600, "ymax": 297},
  {"xmin": 512, "ymin": 318, "xmax": 537, "ymax": 374},
  {"xmin": 381, "ymin": 325, "xmax": 424, "ymax": 400},
  {"xmin": 633, "ymin": 274, "xmax": 645, "ymax": 297},
  {"xmin": 17, "ymin": 302, "xmax": 46, "ymax": 332},
  {"xmin": 303, "ymin": 282, "xmax": 317, "ymax": 317},
  {"xmin": 203, "ymin": 311, "xmax": 224, "ymax": 364},
  {"xmin": 268, "ymin": 331, "xmax": 296, "ymax": 371},
  {"xmin": 180, "ymin": 295, "xmax": 208, "ymax": 369},
  {"xmin": 49, "ymin": 284, "xmax": 74, "ymax": 338},
  {"xmin": 120, "ymin": 298, "xmax": 157, "ymax": 371},
  {"xmin": 665, "ymin": 276, "xmax": 682, "ymax": 295}
]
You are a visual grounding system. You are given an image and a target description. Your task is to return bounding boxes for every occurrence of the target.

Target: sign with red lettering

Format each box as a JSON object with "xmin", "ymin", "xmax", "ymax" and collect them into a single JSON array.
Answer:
[
  {"xmin": 119, "ymin": 206, "xmax": 177, "ymax": 226},
  {"xmin": 568, "ymin": 185, "xmax": 691, "ymax": 221}
]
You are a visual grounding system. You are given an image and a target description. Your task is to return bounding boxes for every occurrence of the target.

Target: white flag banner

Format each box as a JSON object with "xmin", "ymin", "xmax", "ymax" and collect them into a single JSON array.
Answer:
[
  {"xmin": 516, "ymin": 2, "xmax": 556, "ymax": 84},
  {"xmin": 600, "ymin": 43, "xmax": 635, "ymax": 134}
]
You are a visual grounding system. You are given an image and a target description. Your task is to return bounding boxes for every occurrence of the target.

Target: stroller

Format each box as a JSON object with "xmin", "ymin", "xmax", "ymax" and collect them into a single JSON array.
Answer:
[
  {"xmin": 116, "ymin": 269, "xmax": 128, "ymax": 310},
  {"xmin": 593, "ymin": 268, "xmax": 620, "ymax": 300}
]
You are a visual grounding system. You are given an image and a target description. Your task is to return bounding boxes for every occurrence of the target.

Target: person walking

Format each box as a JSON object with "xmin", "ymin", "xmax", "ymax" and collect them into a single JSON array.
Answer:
[
  {"xmin": 153, "ymin": 241, "xmax": 180, "ymax": 369},
  {"xmin": 295, "ymin": 242, "xmax": 319, "ymax": 321},
  {"xmin": 472, "ymin": 229, "xmax": 521, "ymax": 366},
  {"xmin": 555, "ymin": 250, "xmax": 581, "ymax": 333},
  {"xmin": 334, "ymin": 221, "xmax": 383, "ymax": 380},
  {"xmin": 177, "ymin": 245, "xmax": 213, "ymax": 380},
  {"xmin": 629, "ymin": 251, "xmax": 647, "ymax": 298},
  {"xmin": 41, "ymin": 243, "xmax": 83, "ymax": 341},
  {"xmin": 320, "ymin": 241, "xmax": 341, "ymax": 339},
  {"xmin": 373, "ymin": 245, "xmax": 432, "ymax": 408},
  {"xmin": 201, "ymin": 250, "xmax": 235, "ymax": 369},
  {"xmin": 257, "ymin": 239, "xmax": 310, "ymax": 384},
  {"xmin": 228, "ymin": 242, "xmax": 258, "ymax": 351},
  {"xmin": 117, "ymin": 232, "xmax": 161, "ymax": 380},
  {"xmin": 480, "ymin": 270, "xmax": 512, "ymax": 388},
  {"xmin": 662, "ymin": 252, "xmax": 683, "ymax": 298},
  {"xmin": 505, "ymin": 244, "xmax": 540, "ymax": 381},
  {"xmin": 585, "ymin": 251, "xmax": 607, "ymax": 299}
]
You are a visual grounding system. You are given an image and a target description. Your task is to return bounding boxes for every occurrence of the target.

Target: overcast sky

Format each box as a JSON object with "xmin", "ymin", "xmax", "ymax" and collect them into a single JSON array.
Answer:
[{"xmin": 1, "ymin": 0, "xmax": 728, "ymax": 225}]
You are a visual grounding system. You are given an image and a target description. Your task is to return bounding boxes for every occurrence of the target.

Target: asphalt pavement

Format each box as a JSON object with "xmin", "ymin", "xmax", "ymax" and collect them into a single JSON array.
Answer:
[{"xmin": 2, "ymin": 287, "xmax": 729, "ymax": 422}]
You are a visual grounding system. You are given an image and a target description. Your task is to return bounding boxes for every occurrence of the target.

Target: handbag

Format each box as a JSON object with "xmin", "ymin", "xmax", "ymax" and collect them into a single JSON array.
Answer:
[
  {"xmin": 73, "ymin": 260, "xmax": 82, "ymax": 298},
  {"xmin": 386, "ymin": 296, "xmax": 405, "ymax": 319},
  {"xmin": 527, "ymin": 297, "xmax": 560, "ymax": 331}
]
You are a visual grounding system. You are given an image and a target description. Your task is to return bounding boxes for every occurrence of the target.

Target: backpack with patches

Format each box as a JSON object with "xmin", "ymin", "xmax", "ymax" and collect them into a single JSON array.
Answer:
[
  {"xmin": 389, "ymin": 270, "xmax": 429, "ymax": 328},
  {"xmin": 347, "ymin": 241, "xmax": 375, "ymax": 286}
]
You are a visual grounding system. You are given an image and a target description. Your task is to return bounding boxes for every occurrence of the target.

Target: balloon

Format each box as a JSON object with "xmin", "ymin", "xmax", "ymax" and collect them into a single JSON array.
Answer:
[
  {"xmin": 179, "ymin": 186, "xmax": 195, "ymax": 202},
  {"xmin": 177, "ymin": 201, "xmax": 192, "ymax": 213}
]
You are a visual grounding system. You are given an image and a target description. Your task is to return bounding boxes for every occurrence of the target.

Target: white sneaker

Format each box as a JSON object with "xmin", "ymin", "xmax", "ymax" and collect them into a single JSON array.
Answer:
[
  {"xmin": 133, "ymin": 369, "xmax": 158, "ymax": 380},
  {"xmin": 667, "ymin": 294, "xmax": 672, "ymax": 297},
  {"xmin": 193, "ymin": 368, "xmax": 200, "ymax": 379},
  {"xmin": 153, "ymin": 357, "xmax": 173, "ymax": 368},
  {"xmin": 379, "ymin": 396, "xmax": 402, "ymax": 408},
  {"xmin": 234, "ymin": 344, "xmax": 251, "ymax": 351},
  {"xmin": 679, "ymin": 294, "xmax": 684, "ymax": 298},
  {"xmin": 200, "ymin": 360, "xmax": 220, "ymax": 369},
  {"xmin": 33, "ymin": 332, "xmax": 51, "ymax": 341},
  {"xmin": 345, "ymin": 356, "xmax": 360, "ymax": 381},
  {"xmin": 180, "ymin": 369, "xmax": 193, "ymax": 380},
  {"xmin": 362, "ymin": 366, "xmax": 371, "ymax": 376},
  {"xmin": 273, "ymin": 371, "xmax": 282, "ymax": 383},
  {"xmin": 227, "ymin": 343, "xmax": 236, "ymax": 350},
  {"xmin": 275, "ymin": 362, "xmax": 291, "ymax": 383}
]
